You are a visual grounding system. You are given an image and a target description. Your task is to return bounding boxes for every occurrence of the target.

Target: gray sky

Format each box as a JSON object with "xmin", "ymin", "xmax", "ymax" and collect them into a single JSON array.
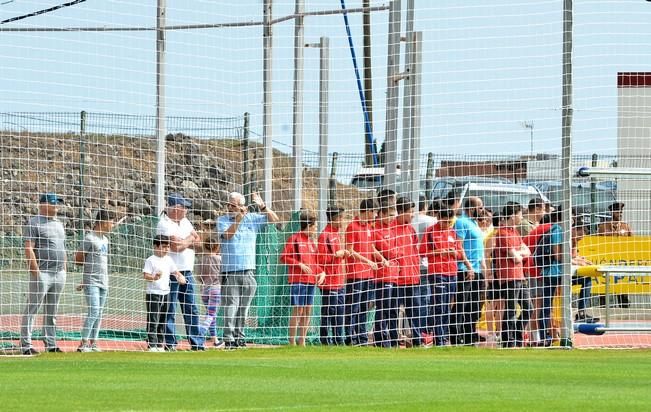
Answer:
[{"xmin": 1, "ymin": 0, "xmax": 650, "ymax": 159}]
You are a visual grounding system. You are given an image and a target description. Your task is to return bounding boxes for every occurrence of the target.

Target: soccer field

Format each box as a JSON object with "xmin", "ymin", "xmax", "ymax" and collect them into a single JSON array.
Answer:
[{"xmin": 1, "ymin": 348, "xmax": 650, "ymax": 411}]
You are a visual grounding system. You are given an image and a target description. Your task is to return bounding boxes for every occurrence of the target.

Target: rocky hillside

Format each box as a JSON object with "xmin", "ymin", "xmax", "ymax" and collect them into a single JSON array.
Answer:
[{"xmin": 0, "ymin": 131, "xmax": 367, "ymax": 236}]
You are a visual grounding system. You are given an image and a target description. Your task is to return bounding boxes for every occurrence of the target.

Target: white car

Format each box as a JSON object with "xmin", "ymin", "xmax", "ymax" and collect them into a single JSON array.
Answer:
[{"xmin": 457, "ymin": 182, "xmax": 550, "ymax": 214}]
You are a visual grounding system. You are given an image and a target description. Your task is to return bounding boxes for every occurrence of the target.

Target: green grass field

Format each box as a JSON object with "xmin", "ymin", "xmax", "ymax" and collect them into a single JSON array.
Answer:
[{"xmin": 1, "ymin": 348, "xmax": 650, "ymax": 411}]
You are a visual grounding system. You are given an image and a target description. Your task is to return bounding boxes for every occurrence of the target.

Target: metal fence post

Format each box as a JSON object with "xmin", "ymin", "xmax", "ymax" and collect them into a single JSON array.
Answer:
[
  {"xmin": 78, "ymin": 110, "xmax": 87, "ymax": 233},
  {"xmin": 329, "ymin": 152, "xmax": 339, "ymax": 206},
  {"xmin": 243, "ymin": 112, "xmax": 251, "ymax": 205},
  {"xmin": 292, "ymin": 0, "xmax": 305, "ymax": 211},
  {"xmin": 560, "ymin": 0, "xmax": 574, "ymax": 348},
  {"xmin": 318, "ymin": 37, "xmax": 330, "ymax": 231},
  {"xmin": 425, "ymin": 152, "xmax": 434, "ymax": 202},
  {"xmin": 384, "ymin": 0, "xmax": 402, "ymax": 191}
]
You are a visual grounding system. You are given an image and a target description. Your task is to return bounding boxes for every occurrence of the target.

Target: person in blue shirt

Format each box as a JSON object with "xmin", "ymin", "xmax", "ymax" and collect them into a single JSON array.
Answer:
[
  {"xmin": 217, "ymin": 192, "xmax": 279, "ymax": 350},
  {"xmin": 537, "ymin": 208, "xmax": 563, "ymax": 347},
  {"xmin": 452, "ymin": 196, "xmax": 486, "ymax": 346}
]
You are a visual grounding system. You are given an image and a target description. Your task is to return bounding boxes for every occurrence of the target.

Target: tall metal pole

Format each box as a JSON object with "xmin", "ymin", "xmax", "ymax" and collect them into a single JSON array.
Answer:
[
  {"xmin": 408, "ymin": 31, "xmax": 422, "ymax": 203},
  {"xmin": 384, "ymin": 0, "xmax": 401, "ymax": 191},
  {"xmin": 401, "ymin": 0, "xmax": 415, "ymax": 196},
  {"xmin": 318, "ymin": 37, "xmax": 330, "ymax": 231},
  {"xmin": 155, "ymin": 0, "xmax": 166, "ymax": 216},
  {"xmin": 363, "ymin": 0, "xmax": 374, "ymax": 167},
  {"xmin": 329, "ymin": 152, "xmax": 339, "ymax": 206},
  {"xmin": 263, "ymin": 0, "xmax": 273, "ymax": 208},
  {"xmin": 243, "ymin": 112, "xmax": 251, "ymax": 205},
  {"xmin": 560, "ymin": 0, "xmax": 574, "ymax": 347},
  {"xmin": 78, "ymin": 110, "xmax": 87, "ymax": 233},
  {"xmin": 292, "ymin": 0, "xmax": 305, "ymax": 211}
]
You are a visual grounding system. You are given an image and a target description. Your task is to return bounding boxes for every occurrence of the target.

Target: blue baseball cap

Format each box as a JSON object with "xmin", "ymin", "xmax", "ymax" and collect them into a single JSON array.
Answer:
[
  {"xmin": 167, "ymin": 192, "xmax": 192, "ymax": 208},
  {"xmin": 39, "ymin": 193, "xmax": 64, "ymax": 205}
]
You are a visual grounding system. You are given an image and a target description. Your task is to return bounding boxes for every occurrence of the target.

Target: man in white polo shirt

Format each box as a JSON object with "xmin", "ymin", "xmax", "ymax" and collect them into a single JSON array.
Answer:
[{"xmin": 156, "ymin": 193, "xmax": 204, "ymax": 351}]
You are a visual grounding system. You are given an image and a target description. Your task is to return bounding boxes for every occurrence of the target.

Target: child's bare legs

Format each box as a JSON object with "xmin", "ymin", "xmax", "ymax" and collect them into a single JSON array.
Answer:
[
  {"xmin": 297, "ymin": 306, "xmax": 312, "ymax": 346},
  {"xmin": 289, "ymin": 307, "xmax": 301, "ymax": 345}
]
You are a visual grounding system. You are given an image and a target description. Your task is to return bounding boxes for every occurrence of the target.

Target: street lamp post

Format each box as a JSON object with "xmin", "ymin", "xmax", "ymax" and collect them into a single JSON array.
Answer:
[{"xmin": 522, "ymin": 120, "xmax": 534, "ymax": 156}]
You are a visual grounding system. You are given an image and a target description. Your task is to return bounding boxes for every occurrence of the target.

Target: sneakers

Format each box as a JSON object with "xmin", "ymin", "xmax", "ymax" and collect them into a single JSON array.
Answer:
[
  {"xmin": 420, "ymin": 333, "xmax": 434, "ymax": 347},
  {"xmin": 77, "ymin": 344, "xmax": 92, "ymax": 353},
  {"xmin": 90, "ymin": 344, "xmax": 102, "ymax": 352},
  {"xmin": 148, "ymin": 347, "xmax": 164, "ymax": 352},
  {"xmin": 22, "ymin": 348, "xmax": 39, "ymax": 356},
  {"xmin": 163, "ymin": 345, "xmax": 177, "ymax": 352},
  {"xmin": 224, "ymin": 341, "xmax": 238, "ymax": 350},
  {"xmin": 46, "ymin": 347, "xmax": 63, "ymax": 353},
  {"xmin": 213, "ymin": 339, "xmax": 225, "ymax": 349},
  {"xmin": 236, "ymin": 340, "xmax": 247, "ymax": 348}
]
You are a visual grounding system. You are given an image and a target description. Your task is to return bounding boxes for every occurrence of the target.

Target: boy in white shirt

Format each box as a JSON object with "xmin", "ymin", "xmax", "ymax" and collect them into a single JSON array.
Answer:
[{"xmin": 143, "ymin": 235, "xmax": 186, "ymax": 352}]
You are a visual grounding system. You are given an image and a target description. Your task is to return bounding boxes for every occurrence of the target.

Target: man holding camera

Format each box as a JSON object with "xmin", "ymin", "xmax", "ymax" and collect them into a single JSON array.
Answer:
[{"xmin": 218, "ymin": 192, "xmax": 279, "ymax": 349}]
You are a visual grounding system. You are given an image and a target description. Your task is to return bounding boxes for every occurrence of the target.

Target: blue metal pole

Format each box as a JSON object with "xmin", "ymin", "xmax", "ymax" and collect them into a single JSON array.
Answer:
[{"xmin": 340, "ymin": 0, "xmax": 378, "ymax": 166}]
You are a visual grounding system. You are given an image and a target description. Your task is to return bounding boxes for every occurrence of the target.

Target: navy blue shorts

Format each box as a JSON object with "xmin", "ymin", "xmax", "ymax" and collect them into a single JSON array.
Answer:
[{"xmin": 290, "ymin": 283, "xmax": 316, "ymax": 306}]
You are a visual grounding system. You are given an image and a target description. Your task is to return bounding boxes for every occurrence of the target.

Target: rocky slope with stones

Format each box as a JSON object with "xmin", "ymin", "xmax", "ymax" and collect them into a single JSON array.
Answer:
[{"xmin": 0, "ymin": 131, "xmax": 367, "ymax": 236}]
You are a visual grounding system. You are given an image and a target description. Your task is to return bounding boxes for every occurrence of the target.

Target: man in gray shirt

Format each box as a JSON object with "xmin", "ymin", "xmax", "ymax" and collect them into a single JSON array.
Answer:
[{"xmin": 21, "ymin": 193, "xmax": 67, "ymax": 354}]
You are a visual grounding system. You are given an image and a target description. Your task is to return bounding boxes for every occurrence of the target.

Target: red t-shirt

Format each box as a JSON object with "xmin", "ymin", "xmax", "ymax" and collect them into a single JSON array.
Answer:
[
  {"xmin": 373, "ymin": 220, "xmax": 399, "ymax": 284},
  {"xmin": 345, "ymin": 217, "xmax": 375, "ymax": 280},
  {"xmin": 522, "ymin": 223, "xmax": 552, "ymax": 278},
  {"xmin": 419, "ymin": 223, "xmax": 460, "ymax": 276},
  {"xmin": 317, "ymin": 224, "xmax": 346, "ymax": 291},
  {"xmin": 280, "ymin": 231, "xmax": 323, "ymax": 285},
  {"xmin": 394, "ymin": 223, "xmax": 420, "ymax": 286},
  {"xmin": 494, "ymin": 226, "xmax": 525, "ymax": 281}
]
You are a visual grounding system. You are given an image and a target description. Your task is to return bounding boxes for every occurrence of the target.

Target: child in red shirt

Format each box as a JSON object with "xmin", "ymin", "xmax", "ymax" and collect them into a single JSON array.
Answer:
[
  {"xmin": 394, "ymin": 197, "xmax": 429, "ymax": 347},
  {"xmin": 419, "ymin": 207, "xmax": 463, "ymax": 346},
  {"xmin": 317, "ymin": 206, "xmax": 351, "ymax": 345},
  {"xmin": 344, "ymin": 199, "xmax": 381, "ymax": 346},
  {"xmin": 372, "ymin": 202, "xmax": 399, "ymax": 347},
  {"xmin": 494, "ymin": 203, "xmax": 531, "ymax": 348},
  {"xmin": 280, "ymin": 211, "xmax": 325, "ymax": 346}
]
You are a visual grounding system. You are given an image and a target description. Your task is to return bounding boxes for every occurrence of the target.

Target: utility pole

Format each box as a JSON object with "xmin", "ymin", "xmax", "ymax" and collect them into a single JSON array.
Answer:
[
  {"xmin": 306, "ymin": 37, "xmax": 330, "ymax": 231},
  {"xmin": 363, "ymin": 0, "xmax": 374, "ymax": 166},
  {"xmin": 155, "ymin": 0, "xmax": 166, "ymax": 216},
  {"xmin": 292, "ymin": 0, "xmax": 305, "ymax": 211},
  {"xmin": 522, "ymin": 120, "xmax": 535, "ymax": 156}
]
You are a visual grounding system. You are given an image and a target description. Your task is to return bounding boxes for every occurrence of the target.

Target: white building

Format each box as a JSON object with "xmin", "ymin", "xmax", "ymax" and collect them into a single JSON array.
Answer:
[{"xmin": 617, "ymin": 72, "xmax": 651, "ymax": 235}]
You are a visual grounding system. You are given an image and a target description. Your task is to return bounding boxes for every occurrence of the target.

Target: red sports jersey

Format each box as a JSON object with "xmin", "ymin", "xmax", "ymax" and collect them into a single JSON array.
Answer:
[
  {"xmin": 345, "ymin": 217, "xmax": 375, "ymax": 280},
  {"xmin": 373, "ymin": 220, "xmax": 399, "ymax": 284},
  {"xmin": 317, "ymin": 224, "xmax": 347, "ymax": 291},
  {"xmin": 419, "ymin": 222, "xmax": 460, "ymax": 276},
  {"xmin": 494, "ymin": 226, "xmax": 525, "ymax": 281},
  {"xmin": 393, "ymin": 223, "xmax": 420, "ymax": 286},
  {"xmin": 280, "ymin": 231, "xmax": 324, "ymax": 285},
  {"xmin": 522, "ymin": 222, "xmax": 552, "ymax": 278}
]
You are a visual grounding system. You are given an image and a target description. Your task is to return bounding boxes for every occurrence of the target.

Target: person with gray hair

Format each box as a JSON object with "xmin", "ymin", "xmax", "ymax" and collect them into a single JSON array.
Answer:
[
  {"xmin": 21, "ymin": 193, "xmax": 67, "ymax": 355},
  {"xmin": 218, "ymin": 192, "xmax": 279, "ymax": 349},
  {"xmin": 156, "ymin": 192, "xmax": 204, "ymax": 351}
]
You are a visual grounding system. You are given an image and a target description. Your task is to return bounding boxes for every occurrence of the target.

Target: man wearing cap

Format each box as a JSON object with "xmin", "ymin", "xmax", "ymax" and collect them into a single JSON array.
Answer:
[
  {"xmin": 218, "ymin": 192, "xmax": 279, "ymax": 349},
  {"xmin": 156, "ymin": 192, "xmax": 204, "ymax": 350},
  {"xmin": 597, "ymin": 202, "xmax": 632, "ymax": 236},
  {"xmin": 21, "ymin": 193, "xmax": 67, "ymax": 354}
]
